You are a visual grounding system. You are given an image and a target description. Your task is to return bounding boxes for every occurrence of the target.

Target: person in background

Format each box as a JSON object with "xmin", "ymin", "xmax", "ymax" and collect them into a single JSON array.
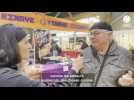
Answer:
[
  {"xmin": 79, "ymin": 40, "xmax": 89, "ymax": 57},
  {"xmin": 129, "ymin": 46, "xmax": 134, "ymax": 61},
  {"xmin": 50, "ymin": 40, "xmax": 62, "ymax": 56},
  {"xmin": 71, "ymin": 22, "xmax": 134, "ymax": 87},
  {"xmin": 79, "ymin": 40, "xmax": 89, "ymax": 50},
  {"xmin": 35, "ymin": 42, "xmax": 52, "ymax": 64}
]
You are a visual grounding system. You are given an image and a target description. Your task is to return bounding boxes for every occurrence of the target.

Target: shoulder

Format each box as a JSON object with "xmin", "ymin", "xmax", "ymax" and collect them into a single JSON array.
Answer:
[
  {"xmin": 82, "ymin": 46, "xmax": 92, "ymax": 53},
  {"xmin": 111, "ymin": 41, "xmax": 130, "ymax": 57},
  {"xmin": 117, "ymin": 45, "xmax": 130, "ymax": 56},
  {"xmin": 82, "ymin": 46, "xmax": 94, "ymax": 56},
  {"xmin": 0, "ymin": 68, "xmax": 17, "ymax": 76},
  {"xmin": 0, "ymin": 68, "xmax": 44, "ymax": 87},
  {"xmin": 115, "ymin": 45, "xmax": 134, "ymax": 68}
]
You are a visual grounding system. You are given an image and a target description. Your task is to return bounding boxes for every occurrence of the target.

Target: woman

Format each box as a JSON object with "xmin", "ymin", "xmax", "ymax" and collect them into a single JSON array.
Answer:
[
  {"xmin": 0, "ymin": 24, "xmax": 82, "ymax": 87},
  {"xmin": 0, "ymin": 24, "xmax": 47, "ymax": 87}
]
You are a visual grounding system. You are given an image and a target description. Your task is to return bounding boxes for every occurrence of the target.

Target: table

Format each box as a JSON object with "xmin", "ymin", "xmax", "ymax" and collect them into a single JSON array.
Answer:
[
  {"xmin": 41, "ymin": 63, "xmax": 72, "ymax": 83},
  {"xmin": 60, "ymin": 51, "xmax": 80, "ymax": 58},
  {"xmin": 40, "ymin": 56, "xmax": 61, "ymax": 64}
]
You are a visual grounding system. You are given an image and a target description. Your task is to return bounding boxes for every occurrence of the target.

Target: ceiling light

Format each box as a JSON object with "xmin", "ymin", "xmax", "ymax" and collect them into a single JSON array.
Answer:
[
  {"xmin": 76, "ymin": 17, "xmax": 100, "ymax": 24},
  {"xmin": 123, "ymin": 15, "xmax": 131, "ymax": 23}
]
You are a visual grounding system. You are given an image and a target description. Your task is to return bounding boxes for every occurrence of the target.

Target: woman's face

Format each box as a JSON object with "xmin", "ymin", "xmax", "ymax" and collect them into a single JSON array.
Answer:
[{"xmin": 18, "ymin": 35, "xmax": 31, "ymax": 60}]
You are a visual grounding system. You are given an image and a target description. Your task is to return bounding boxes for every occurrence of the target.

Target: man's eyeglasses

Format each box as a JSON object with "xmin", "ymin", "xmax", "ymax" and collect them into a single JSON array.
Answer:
[{"xmin": 90, "ymin": 31, "xmax": 101, "ymax": 36}]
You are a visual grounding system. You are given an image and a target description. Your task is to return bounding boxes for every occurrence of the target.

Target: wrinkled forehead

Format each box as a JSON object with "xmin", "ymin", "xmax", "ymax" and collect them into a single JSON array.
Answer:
[{"xmin": 90, "ymin": 29, "xmax": 112, "ymax": 33}]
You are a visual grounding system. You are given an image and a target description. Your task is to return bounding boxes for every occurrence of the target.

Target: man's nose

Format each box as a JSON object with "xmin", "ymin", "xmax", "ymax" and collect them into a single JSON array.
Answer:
[{"xmin": 90, "ymin": 34, "xmax": 95, "ymax": 39}]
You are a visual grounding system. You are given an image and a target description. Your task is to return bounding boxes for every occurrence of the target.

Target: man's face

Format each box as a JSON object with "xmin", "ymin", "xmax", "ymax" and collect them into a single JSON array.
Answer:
[{"xmin": 89, "ymin": 29, "xmax": 112, "ymax": 49}]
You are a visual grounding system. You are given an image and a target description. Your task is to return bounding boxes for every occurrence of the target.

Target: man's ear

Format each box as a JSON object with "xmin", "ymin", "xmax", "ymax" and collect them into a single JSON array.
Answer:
[{"xmin": 110, "ymin": 32, "xmax": 113, "ymax": 35}]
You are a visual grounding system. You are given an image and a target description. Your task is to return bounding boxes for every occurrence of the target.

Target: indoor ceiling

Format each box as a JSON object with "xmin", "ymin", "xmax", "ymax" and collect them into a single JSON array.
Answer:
[
  {"xmin": 43, "ymin": 12, "xmax": 112, "ymax": 22},
  {"xmin": 43, "ymin": 12, "xmax": 132, "ymax": 25},
  {"xmin": 44, "ymin": 12, "xmax": 81, "ymax": 18}
]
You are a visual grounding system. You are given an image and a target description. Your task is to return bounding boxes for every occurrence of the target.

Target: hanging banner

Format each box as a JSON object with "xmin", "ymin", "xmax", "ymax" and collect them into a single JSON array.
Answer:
[
  {"xmin": 46, "ymin": 16, "xmax": 89, "ymax": 32},
  {"xmin": 0, "ymin": 12, "xmax": 47, "ymax": 29},
  {"xmin": 0, "ymin": 12, "xmax": 89, "ymax": 32}
]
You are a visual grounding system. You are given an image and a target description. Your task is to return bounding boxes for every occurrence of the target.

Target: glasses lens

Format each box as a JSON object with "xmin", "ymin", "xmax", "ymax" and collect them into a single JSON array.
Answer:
[{"xmin": 90, "ymin": 31, "xmax": 100, "ymax": 36}]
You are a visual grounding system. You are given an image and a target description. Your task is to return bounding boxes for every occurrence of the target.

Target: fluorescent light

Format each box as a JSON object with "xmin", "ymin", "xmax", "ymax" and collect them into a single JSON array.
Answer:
[
  {"xmin": 88, "ymin": 17, "xmax": 100, "ymax": 23},
  {"xmin": 77, "ymin": 18, "xmax": 89, "ymax": 24},
  {"xmin": 76, "ymin": 17, "xmax": 100, "ymax": 24}
]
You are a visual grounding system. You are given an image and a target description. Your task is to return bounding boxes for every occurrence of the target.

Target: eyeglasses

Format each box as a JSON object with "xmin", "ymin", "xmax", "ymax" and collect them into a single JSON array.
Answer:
[{"xmin": 90, "ymin": 31, "xmax": 101, "ymax": 36}]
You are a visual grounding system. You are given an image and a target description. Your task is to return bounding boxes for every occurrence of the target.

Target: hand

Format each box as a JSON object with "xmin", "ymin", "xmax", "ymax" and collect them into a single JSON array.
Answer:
[
  {"xmin": 72, "ymin": 57, "xmax": 84, "ymax": 73},
  {"xmin": 39, "ymin": 43, "xmax": 51, "ymax": 58},
  {"xmin": 118, "ymin": 71, "xmax": 134, "ymax": 87},
  {"xmin": 23, "ymin": 66, "xmax": 42, "ymax": 81},
  {"xmin": 57, "ymin": 56, "xmax": 64, "ymax": 61}
]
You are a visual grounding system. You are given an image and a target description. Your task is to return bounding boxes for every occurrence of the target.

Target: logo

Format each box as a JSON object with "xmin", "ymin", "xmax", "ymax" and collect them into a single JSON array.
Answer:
[
  {"xmin": 40, "ymin": 16, "xmax": 46, "ymax": 25},
  {"xmin": 1, "ymin": 13, "xmax": 35, "ymax": 23}
]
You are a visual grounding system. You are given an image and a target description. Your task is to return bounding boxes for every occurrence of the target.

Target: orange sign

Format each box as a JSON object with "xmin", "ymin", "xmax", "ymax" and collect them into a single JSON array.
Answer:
[
  {"xmin": 0, "ymin": 12, "xmax": 47, "ymax": 29},
  {"xmin": 46, "ymin": 16, "xmax": 89, "ymax": 32},
  {"xmin": 0, "ymin": 12, "xmax": 89, "ymax": 32}
]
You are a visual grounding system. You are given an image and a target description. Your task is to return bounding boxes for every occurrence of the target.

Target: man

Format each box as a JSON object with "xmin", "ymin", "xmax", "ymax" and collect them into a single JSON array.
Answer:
[
  {"xmin": 50, "ymin": 40, "xmax": 61, "ymax": 56},
  {"xmin": 72, "ymin": 22, "xmax": 134, "ymax": 87}
]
